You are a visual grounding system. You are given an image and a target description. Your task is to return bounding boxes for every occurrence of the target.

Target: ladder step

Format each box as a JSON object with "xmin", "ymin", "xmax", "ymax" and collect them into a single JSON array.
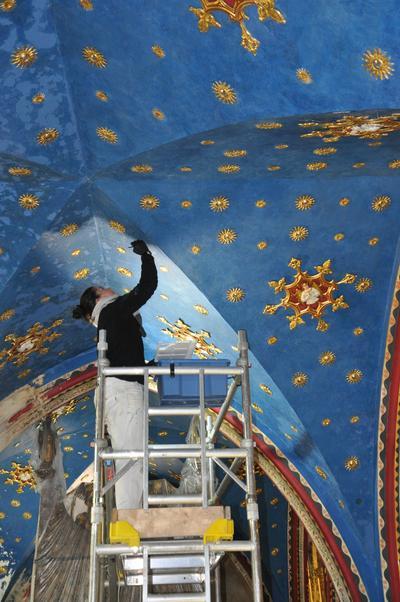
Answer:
[
  {"xmin": 148, "ymin": 495, "xmax": 203, "ymax": 506},
  {"xmin": 148, "ymin": 407, "xmax": 201, "ymax": 416},
  {"xmin": 126, "ymin": 572, "xmax": 204, "ymax": 586},
  {"xmin": 147, "ymin": 595, "xmax": 206, "ymax": 602},
  {"xmin": 124, "ymin": 554, "xmax": 205, "ymax": 571}
]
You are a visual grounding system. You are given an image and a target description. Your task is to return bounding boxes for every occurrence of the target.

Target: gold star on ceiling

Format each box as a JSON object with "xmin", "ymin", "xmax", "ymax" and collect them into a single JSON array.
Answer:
[
  {"xmin": 296, "ymin": 68, "xmax": 312, "ymax": 84},
  {"xmin": 82, "ymin": 46, "xmax": 107, "ymax": 68},
  {"xmin": 96, "ymin": 127, "xmax": 118, "ymax": 143},
  {"xmin": 37, "ymin": 128, "xmax": 59, "ymax": 145},
  {"xmin": 226, "ymin": 287, "xmax": 245, "ymax": 302},
  {"xmin": 295, "ymin": 195, "xmax": 315, "ymax": 210},
  {"xmin": 11, "ymin": 46, "xmax": 37, "ymax": 68},
  {"xmin": 212, "ymin": 81, "xmax": 237, "ymax": 104},
  {"xmin": 157, "ymin": 317, "xmax": 222, "ymax": 358},
  {"xmin": 9, "ymin": 167, "xmax": 32, "ymax": 176},
  {"xmin": 363, "ymin": 48, "xmax": 394, "ymax": 80},
  {"xmin": 19, "ymin": 194, "xmax": 39, "ymax": 210},
  {"xmin": 140, "ymin": 195, "xmax": 160, "ymax": 210}
]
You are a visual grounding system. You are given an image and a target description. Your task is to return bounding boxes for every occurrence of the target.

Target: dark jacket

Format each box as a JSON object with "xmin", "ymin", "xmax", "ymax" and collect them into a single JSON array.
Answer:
[{"xmin": 97, "ymin": 253, "xmax": 157, "ymax": 383}]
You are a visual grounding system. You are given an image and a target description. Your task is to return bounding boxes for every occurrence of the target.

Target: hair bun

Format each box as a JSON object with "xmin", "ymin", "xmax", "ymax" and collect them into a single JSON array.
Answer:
[{"xmin": 72, "ymin": 305, "xmax": 85, "ymax": 320}]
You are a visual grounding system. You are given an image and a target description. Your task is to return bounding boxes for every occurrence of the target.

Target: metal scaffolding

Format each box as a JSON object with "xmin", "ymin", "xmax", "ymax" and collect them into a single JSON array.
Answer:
[{"xmin": 88, "ymin": 329, "xmax": 263, "ymax": 602}]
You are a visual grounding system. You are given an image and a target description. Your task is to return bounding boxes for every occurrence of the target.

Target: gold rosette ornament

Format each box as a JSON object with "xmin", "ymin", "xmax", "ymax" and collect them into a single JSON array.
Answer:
[
  {"xmin": 263, "ymin": 258, "xmax": 356, "ymax": 331},
  {"xmin": 190, "ymin": 0, "xmax": 285, "ymax": 55}
]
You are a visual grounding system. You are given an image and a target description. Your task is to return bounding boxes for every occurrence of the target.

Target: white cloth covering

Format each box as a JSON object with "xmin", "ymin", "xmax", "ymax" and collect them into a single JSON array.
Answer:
[{"xmin": 97, "ymin": 377, "xmax": 144, "ymax": 509}]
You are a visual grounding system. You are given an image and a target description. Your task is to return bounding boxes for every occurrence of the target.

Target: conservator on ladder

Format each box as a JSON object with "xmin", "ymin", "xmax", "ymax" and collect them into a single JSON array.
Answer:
[{"xmin": 72, "ymin": 239, "xmax": 157, "ymax": 509}]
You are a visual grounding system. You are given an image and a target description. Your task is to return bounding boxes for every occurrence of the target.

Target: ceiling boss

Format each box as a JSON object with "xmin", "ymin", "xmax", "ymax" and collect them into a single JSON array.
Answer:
[
  {"xmin": 263, "ymin": 258, "xmax": 356, "ymax": 331},
  {"xmin": 189, "ymin": 0, "xmax": 286, "ymax": 55}
]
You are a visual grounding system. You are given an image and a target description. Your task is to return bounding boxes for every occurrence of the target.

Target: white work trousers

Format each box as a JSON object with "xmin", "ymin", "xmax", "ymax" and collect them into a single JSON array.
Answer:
[{"xmin": 102, "ymin": 377, "xmax": 144, "ymax": 510}]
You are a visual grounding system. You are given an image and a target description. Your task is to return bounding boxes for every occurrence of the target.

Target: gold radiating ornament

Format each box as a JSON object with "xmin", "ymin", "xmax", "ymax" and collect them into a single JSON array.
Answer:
[
  {"xmin": 210, "ymin": 196, "xmax": 229, "ymax": 212},
  {"xmin": 19, "ymin": 194, "xmax": 39, "ymax": 210},
  {"xmin": 353, "ymin": 327, "xmax": 364, "ymax": 336},
  {"xmin": 97, "ymin": 127, "xmax": 118, "ymax": 143},
  {"xmin": 388, "ymin": 160, "xmax": 400, "ymax": 169},
  {"xmin": 191, "ymin": 245, "xmax": 201, "ymax": 254},
  {"xmin": 181, "ymin": 200, "xmax": 192, "ymax": 208},
  {"xmin": 96, "ymin": 90, "xmax": 108, "ymax": 102},
  {"xmin": 117, "ymin": 267, "xmax": 132, "ymax": 277},
  {"xmin": 292, "ymin": 372, "xmax": 308, "ymax": 387},
  {"xmin": 339, "ymin": 197, "xmax": 350, "ymax": 206},
  {"xmin": 109, "ymin": 220, "xmax": 125, "ymax": 233},
  {"xmin": 257, "ymin": 241, "xmax": 267, "ymax": 250},
  {"xmin": 218, "ymin": 164, "xmax": 240, "ymax": 173},
  {"xmin": 296, "ymin": 68, "xmax": 312, "ymax": 84},
  {"xmin": 131, "ymin": 164, "xmax": 153, "ymax": 173},
  {"xmin": 80, "ymin": 0, "xmax": 93, "ymax": 9},
  {"xmin": 300, "ymin": 113, "xmax": 400, "ymax": 142},
  {"xmin": 152, "ymin": 108, "xmax": 166, "ymax": 120},
  {"xmin": 37, "ymin": 128, "xmax": 59, "ymax": 145},
  {"xmin": 344, "ymin": 456, "xmax": 360, "ymax": 471},
  {"xmin": 322, "ymin": 418, "xmax": 331, "ymax": 426},
  {"xmin": 355, "ymin": 277, "xmax": 373, "ymax": 293},
  {"xmin": 193, "ymin": 304, "xmax": 208, "ymax": 315},
  {"xmin": 224, "ymin": 149, "xmax": 247, "ymax": 158},
  {"xmin": 0, "ymin": 462, "xmax": 36, "ymax": 493},
  {"xmin": 372, "ymin": 195, "xmax": 391, "ymax": 211},
  {"xmin": 319, "ymin": 351, "xmax": 336, "ymax": 366},
  {"xmin": 82, "ymin": 46, "xmax": 107, "ymax": 68},
  {"xmin": 11, "ymin": 46, "xmax": 37, "ymax": 68},
  {"xmin": 9, "ymin": 167, "xmax": 32, "ymax": 176},
  {"xmin": 1, "ymin": 0, "xmax": 16, "ymax": 11},
  {"xmin": 140, "ymin": 195, "xmax": 160, "ymax": 210},
  {"xmin": 363, "ymin": 48, "xmax": 394, "ymax": 80},
  {"xmin": 152, "ymin": 45, "xmax": 165, "ymax": 58},
  {"xmin": 295, "ymin": 195, "xmax": 315, "ymax": 210},
  {"xmin": 255, "ymin": 199, "xmax": 266, "ymax": 208},
  {"xmin": 158, "ymin": 316, "xmax": 221, "ymax": 358},
  {"xmin": 212, "ymin": 81, "xmax": 237, "ymax": 104},
  {"xmin": 0, "ymin": 320, "xmax": 63, "ymax": 370},
  {"xmin": 226, "ymin": 287, "xmax": 245, "ymax": 303},
  {"xmin": 0, "ymin": 309, "xmax": 15, "ymax": 321},
  {"xmin": 60, "ymin": 223, "xmax": 78, "ymax": 237},
  {"xmin": 32, "ymin": 92, "xmax": 45, "ymax": 104},
  {"xmin": 260, "ymin": 384, "xmax": 272, "ymax": 395},
  {"xmin": 289, "ymin": 226, "xmax": 309, "ymax": 241},
  {"xmin": 74, "ymin": 268, "xmax": 90, "ymax": 280},
  {"xmin": 346, "ymin": 369, "xmax": 363, "ymax": 384},
  {"xmin": 313, "ymin": 147, "xmax": 336, "ymax": 156},
  {"xmin": 256, "ymin": 121, "xmax": 282, "ymax": 129},
  {"xmin": 315, "ymin": 466, "xmax": 328, "ymax": 480},
  {"xmin": 306, "ymin": 161, "xmax": 327, "ymax": 171},
  {"xmin": 267, "ymin": 165, "xmax": 281, "ymax": 171},
  {"xmin": 369, "ymin": 237, "xmax": 379, "ymax": 246},
  {"xmin": 218, "ymin": 228, "xmax": 237, "ymax": 244}
]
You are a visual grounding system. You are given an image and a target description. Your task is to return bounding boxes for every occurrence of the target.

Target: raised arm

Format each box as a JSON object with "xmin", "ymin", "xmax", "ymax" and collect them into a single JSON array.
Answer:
[{"xmin": 120, "ymin": 240, "xmax": 158, "ymax": 313}]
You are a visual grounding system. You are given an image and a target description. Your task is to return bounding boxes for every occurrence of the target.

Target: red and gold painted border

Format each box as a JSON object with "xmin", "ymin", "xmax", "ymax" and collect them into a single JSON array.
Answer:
[{"xmin": 377, "ymin": 265, "xmax": 400, "ymax": 599}]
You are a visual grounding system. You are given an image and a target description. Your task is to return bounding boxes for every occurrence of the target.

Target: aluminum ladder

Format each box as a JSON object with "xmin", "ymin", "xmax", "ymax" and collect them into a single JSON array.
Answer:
[{"xmin": 88, "ymin": 329, "xmax": 263, "ymax": 602}]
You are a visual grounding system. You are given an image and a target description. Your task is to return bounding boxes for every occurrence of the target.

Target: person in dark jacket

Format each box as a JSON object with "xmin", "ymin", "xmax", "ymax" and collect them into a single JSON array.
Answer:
[{"xmin": 72, "ymin": 239, "xmax": 157, "ymax": 509}]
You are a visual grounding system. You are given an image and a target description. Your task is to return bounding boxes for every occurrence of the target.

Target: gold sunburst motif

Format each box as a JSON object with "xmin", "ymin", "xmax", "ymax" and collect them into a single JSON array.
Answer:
[
  {"xmin": 0, "ymin": 320, "xmax": 63, "ymax": 369},
  {"xmin": 353, "ymin": 162, "xmax": 365, "ymax": 169},
  {"xmin": 267, "ymin": 336, "xmax": 278, "ymax": 345},
  {"xmin": 181, "ymin": 200, "xmax": 192, "ymax": 208},
  {"xmin": 255, "ymin": 199, "xmax": 266, "ymax": 208},
  {"xmin": 256, "ymin": 121, "xmax": 283, "ymax": 130},
  {"xmin": 0, "ymin": 309, "xmax": 15, "ymax": 321},
  {"xmin": 109, "ymin": 220, "xmax": 125, "ymax": 233},
  {"xmin": 226, "ymin": 287, "xmax": 245, "ymax": 302},
  {"xmin": 193, "ymin": 304, "xmax": 208, "ymax": 315},
  {"xmin": 319, "ymin": 351, "xmax": 336, "ymax": 366},
  {"xmin": 322, "ymin": 418, "xmax": 331, "ymax": 426},
  {"xmin": 306, "ymin": 161, "xmax": 327, "ymax": 171},
  {"xmin": 8, "ymin": 167, "xmax": 32, "ymax": 176},
  {"xmin": 296, "ymin": 68, "xmax": 312, "ymax": 84},
  {"xmin": 201, "ymin": 139, "xmax": 215, "ymax": 145},
  {"xmin": 315, "ymin": 466, "xmax": 328, "ymax": 479},
  {"xmin": 346, "ymin": 369, "xmax": 363, "ymax": 384},
  {"xmin": 313, "ymin": 147, "xmax": 336, "ymax": 156},
  {"xmin": 96, "ymin": 90, "xmax": 108, "ymax": 102},
  {"xmin": 275, "ymin": 144, "xmax": 288, "ymax": 149},
  {"xmin": 191, "ymin": 245, "xmax": 201, "ymax": 254},
  {"xmin": 30, "ymin": 265, "xmax": 40, "ymax": 275},
  {"xmin": 369, "ymin": 237, "xmax": 379, "ymax": 246},
  {"xmin": 74, "ymin": 268, "xmax": 90, "ymax": 280},
  {"xmin": 300, "ymin": 113, "xmax": 400, "ymax": 142},
  {"xmin": 80, "ymin": 0, "xmax": 93, "ymax": 9},
  {"xmin": 152, "ymin": 44, "xmax": 165, "ymax": 58},
  {"xmin": 339, "ymin": 197, "xmax": 350, "ymax": 206},
  {"xmin": 257, "ymin": 241, "xmax": 268, "ymax": 250},
  {"xmin": 82, "ymin": 46, "xmax": 107, "ymax": 68},
  {"xmin": 131, "ymin": 164, "xmax": 153, "ymax": 173},
  {"xmin": 96, "ymin": 127, "xmax": 118, "ymax": 143},
  {"xmin": 0, "ymin": 463, "xmax": 36, "ymax": 493},
  {"xmin": 295, "ymin": 195, "xmax": 315, "ymax": 210},
  {"xmin": 355, "ymin": 277, "xmax": 373, "ymax": 293},
  {"xmin": 218, "ymin": 164, "xmax": 240, "ymax": 173},
  {"xmin": 32, "ymin": 92, "xmax": 45, "ymax": 104},
  {"xmin": 388, "ymin": 160, "xmax": 400, "ymax": 169},
  {"xmin": 218, "ymin": 228, "xmax": 237, "ymax": 244},
  {"xmin": 157, "ymin": 316, "xmax": 222, "ymax": 358},
  {"xmin": 1, "ymin": 0, "xmax": 16, "ymax": 11},
  {"xmin": 11, "ymin": 46, "xmax": 38, "ymax": 68},
  {"xmin": 212, "ymin": 81, "xmax": 237, "ymax": 104},
  {"xmin": 60, "ymin": 223, "xmax": 78, "ymax": 237},
  {"xmin": 267, "ymin": 165, "xmax": 281, "ymax": 171},
  {"xmin": 334, "ymin": 233, "xmax": 344, "ymax": 241},
  {"xmin": 344, "ymin": 456, "xmax": 360, "ymax": 471},
  {"xmin": 190, "ymin": 1, "xmax": 285, "ymax": 55},
  {"xmin": 140, "ymin": 194, "xmax": 160, "ymax": 210},
  {"xmin": 353, "ymin": 327, "xmax": 364, "ymax": 336},
  {"xmin": 179, "ymin": 166, "xmax": 192, "ymax": 172},
  {"xmin": 252, "ymin": 403, "xmax": 263, "ymax": 414},
  {"xmin": 260, "ymin": 384, "xmax": 272, "ymax": 395},
  {"xmin": 292, "ymin": 372, "xmax": 308, "ymax": 387},
  {"xmin": 71, "ymin": 248, "xmax": 81, "ymax": 256},
  {"xmin": 289, "ymin": 226, "xmax": 309, "ymax": 241},
  {"xmin": 372, "ymin": 194, "xmax": 391, "ymax": 212},
  {"xmin": 117, "ymin": 267, "xmax": 132, "ymax": 277},
  {"xmin": 363, "ymin": 48, "xmax": 394, "ymax": 80},
  {"xmin": 152, "ymin": 108, "xmax": 165, "ymax": 120},
  {"xmin": 10, "ymin": 500, "xmax": 20, "ymax": 507},
  {"xmin": 19, "ymin": 194, "xmax": 39, "ymax": 210},
  {"xmin": 263, "ymin": 257, "xmax": 356, "ymax": 331},
  {"xmin": 210, "ymin": 196, "xmax": 229, "ymax": 212},
  {"xmin": 37, "ymin": 128, "xmax": 59, "ymax": 145},
  {"xmin": 224, "ymin": 149, "xmax": 247, "ymax": 157}
]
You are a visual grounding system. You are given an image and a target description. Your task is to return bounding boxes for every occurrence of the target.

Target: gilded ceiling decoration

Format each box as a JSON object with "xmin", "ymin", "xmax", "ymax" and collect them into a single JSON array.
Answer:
[
  {"xmin": 8, "ymin": 167, "xmax": 32, "ymax": 176},
  {"xmin": 289, "ymin": 226, "xmax": 309, "ymax": 241},
  {"xmin": 0, "ymin": 320, "xmax": 63, "ymax": 369},
  {"xmin": 0, "ymin": 463, "xmax": 36, "ymax": 493},
  {"xmin": 319, "ymin": 351, "xmax": 336, "ymax": 366},
  {"xmin": 74, "ymin": 268, "xmax": 90, "ymax": 280},
  {"xmin": 152, "ymin": 108, "xmax": 166, "ymax": 120},
  {"xmin": 344, "ymin": 456, "xmax": 360, "ymax": 471},
  {"xmin": 218, "ymin": 164, "xmax": 240, "ymax": 173},
  {"xmin": 296, "ymin": 68, "xmax": 312, "ymax": 84},
  {"xmin": 217, "ymin": 228, "xmax": 237, "ymax": 244},
  {"xmin": 388, "ymin": 160, "xmax": 400, "ymax": 168},
  {"xmin": 191, "ymin": 244, "xmax": 201, "ymax": 254},
  {"xmin": 109, "ymin": 220, "xmax": 125, "ymax": 233},
  {"xmin": 80, "ymin": 0, "xmax": 93, "ymax": 10},
  {"xmin": 372, "ymin": 195, "xmax": 391, "ymax": 211},
  {"xmin": 226, "ymin": 287, "xmax": 245, "ymax": 302},
  {"xmin": 257, "ymin": 241, "xmax": 268, "ymax": 249},
  {"xmin": 140, "ymin": 194, "xmax": 160, "ymax": 210},
  {"xmin": 306, "ymin": 161, "xmax": 328, "ymax": 171},
  {"xmin": 255, "ymin": 199, "xmax": 266, "ymax": 208},
  {"xmin": 346, "ymin": 369, "xmax": 363, "ymax": 384},
  {"xmin": 11, "ymin": 46, "xmax": 37, "ymax": 68},
  {"xmin": 295, "ymin": 195, "xmax": 315, "ymax": 210},
  {"xmin": 96, "ymin": 127, "xmax": 118, "ymax": 143},
  {"xmin": 193, "ymin": 304, "xmax": 209, "ymax": 315},
  {"xmin": 256, "ymin": 121, "xmax": 283, "ymax": 129},
  {"xmin": 82, "ymin": 46, "xmax": 107, "ymax": 68},
  {"xmin": 212, "ymin": 81, "xmax": 237, "ymax": 103},
  {"xmin": 36, "ymin": 128, "xmax": 59, "ymax": 145},
  {"xmin": 0, "ymin": 0, "xmax": 16, "ymax": 11},
  {"xmin": 157, "ymin": 316, "xmax": 222, "ymax": 358},
  {"xmin": 300, "ymin": 113, "xmax": 400, "ymax": 141},
  {"xmin": 18, "ymin": 194, "xmax": 39, "ymax": 210},
  {"xmin": 354, "ymin": 277, "xmax": 373, "ymax": 293},
  {"xmin": 263, "ymin": 258, "xmax": 356, "ymax": 331},
  {"xmin": 181, "ymin": 200, "xmax": 192, "ymax": 208},
  {"xmin": 0, "ymin": 309, "xmax": 15, "ymax": 321},
  {"xmin": 131, "ymin": 164, "xmax": 153, "ymax": 173},
  {"xmin": 117, "ymin": 267, "xmax": 132, "ymax": 277},
  {"xmin": 362, "ymin": 48, "xmax": 394, "ymax": 80},
  {"xmin": 292, "ymin": 372, "xmax": 308, "ymax": 387},
  {"xmin": 60, "ymin": 223, "xmax": 78, "ymax": 237},
  {"xmin": 152, "ymin": 44, "xmax": 165, "ymax": 58},
  {"xmin": 210, "ymin": 195, "xmax": 229, "ymax": 211},
  {"xmin": 32, "ymin": 92, "xmax": 45, "ymax": 104},
  {"xmin": 190, "ymin": 0, "xmax": 285, "ymax": 55}
]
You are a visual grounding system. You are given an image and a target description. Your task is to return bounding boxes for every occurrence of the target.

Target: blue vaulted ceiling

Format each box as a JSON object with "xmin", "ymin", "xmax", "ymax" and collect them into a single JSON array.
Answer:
[{"xmin": 0, "ymin": 0, "xmax": 400, "ymax": 599}]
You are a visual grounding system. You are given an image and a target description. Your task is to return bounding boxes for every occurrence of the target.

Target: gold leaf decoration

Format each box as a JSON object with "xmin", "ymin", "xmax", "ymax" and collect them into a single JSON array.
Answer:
[
  {"xmin": 82, "ymin": 46, "xmax": 107, "ymax": 68},
  {"xmin": 8, "ymin": 167, "xmax": 32, "ymax": 176},
  {"xmin": 218, "ymin": 164, "xmax": 240, "ymax": 173},
  {"xmin": 350, "ymin": 416, "xmax": 360, "ymax": 424},
  {"xmin": 226, "ymin": 287, "xmax": 245, "ymax": 302},
  {"xmin": 201, "ymin": 139, "xmax": 215, "ymax": 145},
  {"xmin": 300, "ymin": 113, "xmax": 400, "ymax": 142},
  {"xmin": 71, "ymin": 249, "xmax": 81, "ymax": 256},
  {"xmin": 191, "ymin": 245, "xmax": 201, "ymax": 254},
  {"xmin": 140, "ymin": 194, "xmax": 160, "ymax": 210},
  {"xmin": 37, "ymin": 128, "xmax": 59, "ymax": 145},
  {"xmin": 108, "ymin": 220, "xmax": 125, "ymax": 234},
  {"xmin": 267, "ymin": 165, "xmax": 281, "ymax": 171},
  {"xmin": 267, "ymin": 336, "xmax": 278, "ymax": 345},
  {"xmin": 289, "ymin": 226, "xmax": 309, "ymax": 241},
  {"xmin": 0, "ymin": 309, "xmax": 15, "ymax": 321},
  {"xmin": 369, "ymin": 237, "xmax": 379, "ymax": 246},
  {"xmin": 80, "ymin": 0, "xmax": 93, "ymax": 9},
  {"xmin": 96, "ymin": 127, "xmax": 118, "ymax": 143},
  {"xmin": 157, "ymin": 316, "xmax": 221, "ymax": 358},
  {"xmin": 255, "ymin": 199, "xmax": 266, "ymax": 208},
  {"xmin": 260, "ymin": 384, "xmax": 272, "ymax": 395},
  {"xmin": 319, "ymin": 351, "xmax": 336, "ymax": 366},
  {"xmin": 74, "ymin": 268, "xmax": 90, "ymax": 280},
  {"xmin": 252, "ymin": 403, "xmax": 263, "ymax": 414},
  {"xmin": 179, "ymin": 166, "xmax": 192, "ymax": 172},
  {"xmin": 296, "ymin": 68, "xmax": 312, "ymax": 84},
  {"xmin": 339, "ymin": 197, "xmax": 350, "ymax": 206},
  {"xmin": 131, "ymin": 164, "xmax": 153, "ymax": 173},
  {"xmin": 257, "ymin": 241, "xmax": 268, "ymax": 250},
  {"xmin": 210, "ymin": 196, "xmax": 229, "ymax": 212},
  {"xmin": 388, "ymin": 160, "xmax": 400, "ymax": 169},
  {"xmin": 363, "ymin": 48, "xmax": 394, "ymax": 79},
  {"xmin": 32, "ymin": 92, "xmax": 45, "ymax": 104},
  {"xmin": 117, "ymin": 267, "xmax": 132, "ymax": 278},
  {"xmin": 152, "ymin": 108, "xmax": 165, "ymax": 120},
  {"xmin": 306, "ymin": 161, "xmax": 328, "ymax": 171},
  {"xmin": 1, "ymin": 0, "xmax": 16, "ymax": 11},
  {"xmin": 275, "ymin": 143, "xmax": 288, "ymax": 149},
  {"xmin": 193, "ymin": 304, "xmax": 208, "ymax": 315},
  {"xmin": 321, "ymin": 418, "xmax": 331, "ymax": 426},
  {"xmin": 353, "ymin": 327, "xmax": 364, "ymax": 336},
  {"xmin": 256, "ymin": 122, "xmax": 282, "ymax": 130},
  {"xmin": 346, "ymin": 369, "xmax": 363, "ymax": 384},
  {"xmin": 60, "ymin": 223, "xmax": 78, "ymax": 237},
  {"xmin": 181, "ymin": 200, "xmax": 192, "ymax": 208},
  {"xmin": 0, "ymin": 462, "xmax": 36, "ymax": 492},
  {"xmin": 152, "ymin": 44, "xmax": 165, "ymax": 58},
  {"xmin": 344, "ymin": 456, "xmax": 360, "ymax": 471},
  {"xmin": 212, "ymin": 81, "xmax": 237, "ymax": 104},
  {"xmin": 372, "ymin": 194, "xmax": 391, "ymax": 211},
  {"xmin": 217, "ymin": 228, "xmax": 237, "ymax": 244},
  {"xmin": 22, "ymin": 512, "xmax": 32, "ymax": 520},
  {"xmin": 96, "ymin": 90, "xmax": 108, "ymax": 102},
  {"xmin": 11, "ymin": 46, "xmax": 38, "ymax": 68},
  {"xmin": 295, "ymin": 195, "xmax": 315, "ymax": 210},
  {"xmin": 19, "ymin": 194, "xmax": 39, "ymax": 210},
  {"xmin": 292, "ymin": 372, "xmax": 308, "ymax": 387},
  {"xmin": 353, "ymin": 162, "xmax": 365, "ymax": 168},
  {"xmin": 315, "ymin": 466, "xmax": 328, "ymax": 479},
  {"xmin": 355, "ymin": 277, "xmax": 373, "ymax": 293},
  {"xmin": 334, "ymin": 233, "xmax": 344, "ymax": 241},
  {"xmin": 224, "ymin": 149, "xmax": 247, "ymax": 158},
  {"xmin": 313, "ymin": 147, "xmax": 336, "ymax": 155}
]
